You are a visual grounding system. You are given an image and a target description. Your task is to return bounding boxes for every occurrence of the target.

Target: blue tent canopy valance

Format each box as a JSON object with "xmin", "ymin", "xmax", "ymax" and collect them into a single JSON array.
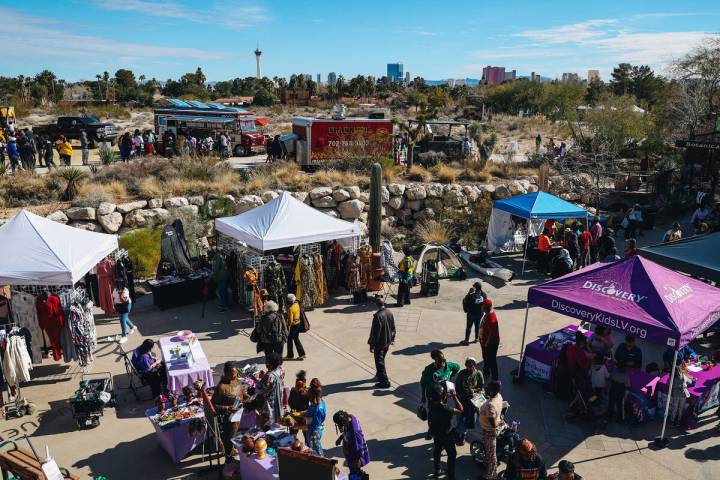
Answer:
[{"xmin": 493, "ymin": 191, "xmax": 587, "ymax": 220}]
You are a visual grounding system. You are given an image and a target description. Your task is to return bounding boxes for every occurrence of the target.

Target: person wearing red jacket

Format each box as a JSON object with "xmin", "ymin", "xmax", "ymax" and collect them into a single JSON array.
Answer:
[{"xmin": 480, "ymin": 299, "xmax": 500, "ymax": 381}]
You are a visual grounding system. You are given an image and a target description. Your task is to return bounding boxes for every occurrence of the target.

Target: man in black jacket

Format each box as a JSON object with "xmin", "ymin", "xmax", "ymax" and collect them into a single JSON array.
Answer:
[
  {"xmin": 368, "ymin": 296, "xmax": 395, "ymax": 389},
  {"xmin": 461, "ymin": 282, "xmax": 486, "ymax": 345}
]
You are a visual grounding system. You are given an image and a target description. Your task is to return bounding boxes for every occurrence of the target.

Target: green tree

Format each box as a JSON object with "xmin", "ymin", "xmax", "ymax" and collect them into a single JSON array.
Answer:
[
  {"xmin": 610, "ymin": 63, "xmax": 633, "ymax": 96},
  {"xmin": 253, "ymin": 87, "xmax": 275, "ymax": 106}
]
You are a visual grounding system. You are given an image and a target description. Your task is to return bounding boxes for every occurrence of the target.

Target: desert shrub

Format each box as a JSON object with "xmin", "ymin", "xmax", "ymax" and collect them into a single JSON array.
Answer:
[
  {"xmin": 406, "ymin": 165, "xmax": 431, "ymax": 182},
  {"xmin": 99, "ymin": 147, "xmax": 115, "ymax": 165},
  {"xmin": 210, "ymin": 170, "xmax": 241, "ymax": 196},
  {"xmin": 60, "ymin": 168, "xmax": 87, "ymax": 201},
  {"xmin": 199, "ymin": 196, "xmax": 235, "ymax": 219},
  {"xmin": 0, "ymin": 171, "xmax": 56, "ymax": 205},
  {"xmin": 443, "ymin": 197, "xmax": 493, "ymax": 247},
  {"xmin": 163, "ymin": 178, "xmax": 208, "ymax": 196},
  {"xmin": 74, "ymin": 180, "xmax": 127, "ymax": 206},
  {"xmin": 417, "ymin": 151, "xmax": 447, "ymax": 167},
  {"xmin": 118, "ymin": 227, "xmax": 162, "ymax": 279},
  {"xmin": 416, "ymin": 219, "xmax": 455, "ymax": 244},
  {"xmin": 431, "ymin": 164, "xmax": 460, "ymax": 184},
  {"xmin": 137, "ymin": 177, "xmax": 163, "ymax": 198}
]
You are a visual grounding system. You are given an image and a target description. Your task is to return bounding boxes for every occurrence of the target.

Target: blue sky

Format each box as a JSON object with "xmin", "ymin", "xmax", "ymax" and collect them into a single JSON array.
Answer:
[{"xmin": 1, "ymin": 0, "xmax": 718, "ymax": 82}]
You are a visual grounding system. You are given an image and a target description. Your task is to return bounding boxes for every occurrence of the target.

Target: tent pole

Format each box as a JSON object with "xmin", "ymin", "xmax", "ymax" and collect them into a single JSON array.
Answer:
[
  {"xmin": 655, "ymin": 349, "xmax": 679, "ymax": 448},
  {"xmin": 521, "ymin": 218, "xmax": 530, "ymax": 277},
  {"xmin": 514, "ymin": 303, "xmax": 530, "ymax": 381}
]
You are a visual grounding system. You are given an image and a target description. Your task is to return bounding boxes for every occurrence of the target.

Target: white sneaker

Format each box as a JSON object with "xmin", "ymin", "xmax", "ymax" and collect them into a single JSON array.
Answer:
[
  {"xmin": 130, "ymin": 326, "xmax": 138, "ymax": 335},
  {"xmin": 119, "ymin": 336, "xmax": 128, "ymax": 344}
]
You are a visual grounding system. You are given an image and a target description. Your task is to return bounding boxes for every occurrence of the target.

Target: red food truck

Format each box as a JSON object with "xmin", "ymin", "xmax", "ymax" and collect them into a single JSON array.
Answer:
[{"xmin": 291, "ymin": 117, "xmax": 393, "ymax": 166}]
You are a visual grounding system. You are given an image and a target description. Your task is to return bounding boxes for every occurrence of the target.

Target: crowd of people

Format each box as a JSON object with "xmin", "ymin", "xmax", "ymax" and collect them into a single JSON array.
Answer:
[{"xmin": 0, "ymin": 127, "xmax": 77, "ymax": 170}]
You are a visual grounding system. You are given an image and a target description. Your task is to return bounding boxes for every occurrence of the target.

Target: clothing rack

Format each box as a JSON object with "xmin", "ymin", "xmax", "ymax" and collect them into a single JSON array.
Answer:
[
  {"xmin": 11, "ymin": 285, "xmax": 73, "ymax": 295},
  {"xmin": 217, "ymin": 233, "xmax": 275, "ymax": 288},
  {"xmin": 297, "ymin": 242, "xmax": 321, "ymax": 256},
  {"xmin": 112, "ymin": 248, "xmax": 129, "ymax": 261}
]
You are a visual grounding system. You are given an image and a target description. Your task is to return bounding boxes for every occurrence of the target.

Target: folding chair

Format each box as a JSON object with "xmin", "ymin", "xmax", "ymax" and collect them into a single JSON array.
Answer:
[{"xmin": 117, "ymin": 344, "xmax": 150, "ymax": 401}]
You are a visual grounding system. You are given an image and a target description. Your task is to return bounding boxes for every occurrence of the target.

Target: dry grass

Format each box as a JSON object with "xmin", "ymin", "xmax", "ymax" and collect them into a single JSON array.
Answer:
[
  {"xmin": 163, "ymin": 178, "xmax": 209, "ymax": 196},
  {"xmin": 406, "ymin": 165, "xmax": 432, "ymax": 182},
  {"xmin": 137, "ymin": 177, "xmax": 164, "ymax": 198},
  {"xmin": 431, "ymin": 164, "xmax": 460, "ymax": 184},
  {"xmin": 382, "ymin": 163, "xmax": 400, "ymax": 183},
  {"xmin": 74, "ymin": 180, "xmax": 128, "ymax": 206},
  {"xmin": 416, "ymin": 219, "xmax": 455, "ymax": 244},
  {"xmin": 209, "ymin": 170, "xmax": 241, "ymax": 195}
]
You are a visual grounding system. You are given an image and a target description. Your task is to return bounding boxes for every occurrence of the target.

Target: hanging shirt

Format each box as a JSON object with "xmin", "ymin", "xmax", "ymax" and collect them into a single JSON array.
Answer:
[{"xmin": 10, "ymin": 292, "xmax": 43, "ymax": 363}]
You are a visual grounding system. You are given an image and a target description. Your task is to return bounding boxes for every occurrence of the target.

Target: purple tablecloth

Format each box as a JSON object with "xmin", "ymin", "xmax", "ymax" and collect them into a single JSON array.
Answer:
[
  {"xmin": 236, "ymin": 452, "xmax": 348, "ymax": 480},
  {"xmin": 632, "ymin": 363, "xmax": 720, "ymax": 414},
  {"xmin": 523, "ymin": 325, "xmax": 589, "ymax": 383},
  {"xmin": 159, "ymin": 335, "xmax": 215, "ymax": 394},
  {"xmin": 146, "ymin": 406, "xmax": 207, "ymax": 463}
]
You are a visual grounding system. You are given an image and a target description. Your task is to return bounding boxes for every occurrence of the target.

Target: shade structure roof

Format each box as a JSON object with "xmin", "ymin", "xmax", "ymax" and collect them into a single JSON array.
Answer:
[
  {"xmin": 493, "ymin": 191, "xmax": 587, "ymax": 220},
  {"xmin": 215, "ymin": 192, "xmax": 362, "ymax": 251},
  {"xmin": 0, "ymin": 210, "xmax": 118, "ymax": 285},
  {"xmin": 638, "ymin": 233, "xmax": 720, "ymax": 284},
  {"xmin": 527, "ymin": 256, "xmax": 720, "ymax": 349}
]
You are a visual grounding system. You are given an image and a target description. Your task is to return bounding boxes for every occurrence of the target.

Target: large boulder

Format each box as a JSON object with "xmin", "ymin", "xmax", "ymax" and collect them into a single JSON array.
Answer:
[
  {"xmin": 338, "ymin": 199, "xmax": 365, "ymax": 219},
  {"xmin": 312, "ymin": 196, "xmax": 337, "ymax": 208},
  {"xmin": 387, "ymin": 183, "xmax": 405, "ymax": 196},
  {"xmin": 443, "ymin": 189, "xmax": 468, "ymax": 207},
  {"xmin": 46, "ymin": 211, "xmax": 68, "ymax": 224},
  {"xmin": 426, "ymin": 183, "xmax": 444, "ymax": 197},
  {"xmin": 358, "ymin": 192, "xmax": 370, "ymax": 203},
  {"xmin": 261, "ymin": 191, "xmax": 278, "ymax": 203},
  {"xmin": 123, "ymin": 209, "xmax": 149, "ymax": 228},
  {"xmin": 69, "ymin": 221, "xmax": 102, "ymax": 232},
  {"xmin": 235, "ymin": 195, "xmax": 263, "ymax": 214},
  {"xmin": 98, "ymin": 212, "xmax": 123, "ymax": 233},
  {"xmin": 462, "ymin": 185, "xmax": 479, "ymax": 203},
  {"xmin": 405, "ymin": 185, "xmax": 427, "ymax": 200},
  {"xmin": 97, "ymin": 202, "xmax": 116, "ymax": 216},
  {"xmin": 527, "ymin": 184, "xmax": 539, "ymax": 193},
  {"xmin": 290, "ymin": 192, "xmax": 308, "ymax": 203},
  {"xmin": 178, "ymin": 205, "xmax": 199, "ymax": 216},
  {"xmin": 346, "ymin": 186, "xmax": 361, "ymax": 199},
  {"xmin": 150, "ymin": 208, "xmax": 171, "ymax": 223},
  {"xmin": 309, "ymin": 186, "xmax": 333, "ymax": 199},
  {"xmin": 508, "ymin": 180, "xmax": 527, "ymax": 195},
  {"xmin": 388, "ymin": 196, "xmax": 404, "ymax": 210},
  {"xmin": 164, "ymin": 197, "xmax": 189, "ymax": 208},
  {"xmin": 117, "ymin": 200, "xmax": 148, "ymax": 214},
  {"xmin": 493, "ymin": 185, "xmax": 511, "ymax": 199},
  {"xmin": 66, "ymin": 206, "xmax": 96, "ymax": 221},
  {"xmin": 188, "ymin": 195, "xmax": 205, "ymax": 206},
  {"xmin": 478, "ymin": 184, "xmax": 496, "ymax": 196},
  {"xmin": 332, "ymin": 189, "xmax": 351, "ymax": 202},
  {"xmin": 381, "ymin": 186, "xmax": 390, "ymax": 203},
  {"xmin": 147, "ymin": 198, "xmax": 163, "ymax": 208}
]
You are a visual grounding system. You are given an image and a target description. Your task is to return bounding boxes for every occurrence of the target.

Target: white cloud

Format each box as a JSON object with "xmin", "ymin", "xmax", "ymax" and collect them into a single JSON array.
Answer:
[
  {"xmin": 414, "ymin": 30, "xmax": 437, "ymax": 37},
  {"xmin": 0, "ymin": 7, "xmax": 231, "ymax": 62},
  {"xmin": 515, "ymin": 19, "xmax": 618, "ymax": 44},
  {"xmin": 91, "ymin": 0, "xmax": 269, "ymax": 30}
]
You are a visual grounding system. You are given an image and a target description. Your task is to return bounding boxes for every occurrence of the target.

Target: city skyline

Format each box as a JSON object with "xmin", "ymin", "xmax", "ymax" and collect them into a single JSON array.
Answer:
[{"xmin": 1, "ymin": 1, "xmax": 718, "ymax": 82}]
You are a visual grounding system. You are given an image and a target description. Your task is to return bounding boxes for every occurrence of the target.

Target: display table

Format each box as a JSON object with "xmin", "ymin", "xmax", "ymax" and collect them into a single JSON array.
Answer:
[
  {"xmin": 234, "ymin": 451, "xmax": 348, "ymax": 480},
  {"xmin": 522, "ymin": 324, "xmax": 590, "ymax": 383},
  {"xmin": 146, "ymin": 405, "xmax": 206, "ymax": 463},
  {"xmin": 652, "ymin": 363, "xmax": 720, "ymax": 415},
  {"xmin": 159, "ymin": 334, "xmax": 215, "ymax": 393},
  {"xmin": 148, "ymin": 269, "xmax": 210, "ymax": 310}
]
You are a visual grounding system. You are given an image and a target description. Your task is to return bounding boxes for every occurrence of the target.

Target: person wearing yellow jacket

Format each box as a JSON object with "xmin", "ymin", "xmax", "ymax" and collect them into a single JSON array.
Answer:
[
  {"xmin": 397, "ymin": 248, "xmax": 415, "ymax": 307},
  {"xmin": 285, "ymin": 294, "xmax": 306, "ymax": 360},
  {"xmin": 55, "ymin": 136, "xmax": 73, "ymax": 166}
]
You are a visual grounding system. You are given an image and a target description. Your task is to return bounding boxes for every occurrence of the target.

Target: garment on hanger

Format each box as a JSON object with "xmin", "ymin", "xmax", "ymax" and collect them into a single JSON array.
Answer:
[
  {"xmin": 312, "ymin": 253, "xmax": 328, "ymax": 306},
  {"xmin": 59, "ymin": 319, "xmax": 78, "ymax": 363},
  {"xmin": 84, "ymin": 268, "xmax": 100, "ymax": 306},
  {"xmin": 0, "ymin": 294, "xmax": 11, "ymax": 323},
  {"xmin": 2, "ymin": 333, "xmax": 33, "ymax": 385},
  {"xmin": 10, "ymin": 292, "xmax": 42, "ymax": 363},
  {"xmin": 114, "ymin": 255, "xmax": 136, "ymax": 302},
  {"xmin": 359, "ymin": 245, "xmax": 373, "ymax": 288},
  {"xmin": 96, "ymin": 258, "xmax": 117, "ymax": 315},
  {"xmin": 35, "ymin": 293, "xmax": 64, "ymax": 361},
  {"xmin": 243, "ymin": 267, "xmax": 263, "ymax": 317},
  {"xmin": 297, "ymin": 255, "xmax": 318, "ymax": 308},
  {"xmin": 265, "ymin": 260, "xmax": 287, "ymax": 312},
  {"xmin": 68, "ymin": 302, "xmax": 96, "ymax": 368}
]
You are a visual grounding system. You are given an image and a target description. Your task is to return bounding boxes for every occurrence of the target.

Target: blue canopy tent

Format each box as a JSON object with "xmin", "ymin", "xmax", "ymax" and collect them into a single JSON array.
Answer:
[{"xmin": 485, "ymin": 191, "xmax": 587, "ymax": 274}]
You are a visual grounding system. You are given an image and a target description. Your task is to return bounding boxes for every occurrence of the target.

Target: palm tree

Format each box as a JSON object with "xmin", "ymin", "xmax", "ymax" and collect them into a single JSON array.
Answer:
[{"xmin": 95, "ymin": 74, "xmax": 104, "ymax": 100}]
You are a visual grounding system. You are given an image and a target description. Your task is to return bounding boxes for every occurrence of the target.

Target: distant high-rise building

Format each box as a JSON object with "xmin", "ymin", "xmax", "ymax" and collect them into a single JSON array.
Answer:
[
  {"xmin": 561, "ymin": 72, "xmax": 580, "ymax": 83},
  {"xmin": 327, "ymin": 72, "xmax": 337, "ymax": 85},
  {"xmin": 405, "ymin": 71, "xmax": 410, "ymax": 84},
  {"xmin": 446, "ymin": 79, "xmax": 456, "ymax": 87},
  {"xmin": 530, "ymin": 72, "xmax": 541, "ymax": 82},
  {"xmin": 455, "ymin": 79, "xmax": 466, "ymax": 86},
  {"xmin": 316, "ymin": 73, "xmax": 321, "ymax": 85},
  {"xmin": 588, "ymin": 69, "xmax": 601, "ymax": 83},
  {"xmin": 303, "ymin": 74, "xmax": 312, "ymax": 82},
  {"xmin": 482, "ymin": 66, "xmax": 510, "ymax": 85},
  {"xmin": 387, "ymin": 62, "xmax": 404, "ymax": 82}
]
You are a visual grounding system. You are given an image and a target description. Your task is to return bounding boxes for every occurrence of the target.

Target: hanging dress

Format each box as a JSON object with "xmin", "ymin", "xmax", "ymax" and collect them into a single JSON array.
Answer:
[{"xmin": 96, "ymin": 259, "xmax": 117, "ymax": 315}]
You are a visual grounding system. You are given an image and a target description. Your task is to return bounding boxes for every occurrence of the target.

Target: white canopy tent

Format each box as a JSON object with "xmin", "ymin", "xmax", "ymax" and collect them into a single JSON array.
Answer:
[
  {"xmin": 0, "ymin": 210, "xmax": 118, "ymax": 285},
  {"xmin": 215, "ymin": 192, "xmax": 362, "ymax": 251}
]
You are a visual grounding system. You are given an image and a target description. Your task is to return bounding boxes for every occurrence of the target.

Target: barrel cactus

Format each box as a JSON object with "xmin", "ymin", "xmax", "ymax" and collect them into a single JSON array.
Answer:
[{"xmin": 369, "ymin": 162, "xmax": 382, "ymax": 252}]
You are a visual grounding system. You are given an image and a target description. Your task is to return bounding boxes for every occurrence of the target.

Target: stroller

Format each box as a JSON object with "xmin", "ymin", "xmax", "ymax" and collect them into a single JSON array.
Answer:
[{"xmin": 466, "ymin": 401, "xmax": 519, "ymax": 477}]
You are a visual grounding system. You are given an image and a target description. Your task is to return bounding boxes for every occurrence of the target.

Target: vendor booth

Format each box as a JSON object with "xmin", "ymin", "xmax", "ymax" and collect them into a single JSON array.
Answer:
[
  {"xmin": 518, "ymin": 256, "xmax": 720, "ymax": 443},
  {"xmin": 485, "ymin": 191, "xmax": 587, "ymax": 274},
  {"xmin": 639, "ymin": 232, "xmax": 720, "ymax": 284},
  {"xmin": 215, "ymin": 192, "xmax": 368, "ymax": 310},
  {"xmin": 0, "ymin": 210, "xmax": 119, "ymax": 419}
]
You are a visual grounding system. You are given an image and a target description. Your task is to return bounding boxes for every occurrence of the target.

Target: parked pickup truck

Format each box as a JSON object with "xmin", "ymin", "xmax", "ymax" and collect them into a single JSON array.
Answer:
[{"xmin": 34, "ymin": 115, "xmax": 118, "ymax": 147}]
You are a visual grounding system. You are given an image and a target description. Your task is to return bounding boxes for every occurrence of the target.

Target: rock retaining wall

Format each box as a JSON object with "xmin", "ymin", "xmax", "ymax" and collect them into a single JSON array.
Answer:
[{"xmin": 41, "ymin": 178, "xmax": 540, "ymax": 236}]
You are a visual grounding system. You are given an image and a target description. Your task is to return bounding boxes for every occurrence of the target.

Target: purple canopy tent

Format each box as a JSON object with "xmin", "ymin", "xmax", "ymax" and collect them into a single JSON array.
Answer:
[{"xmin": 517, "ymin": 256, "xmax": 720, "ymax": 445}]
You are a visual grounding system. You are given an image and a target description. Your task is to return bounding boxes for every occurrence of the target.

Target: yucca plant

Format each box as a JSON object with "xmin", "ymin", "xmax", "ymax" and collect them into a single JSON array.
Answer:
[
  {"xmin": 60, "ymin": 168, "xmax": 87, "ymax": 201},
  {"xmin": 99, "ymin": 147, "xmax": 115, "ymax": 165},
  {"xmin": 416, "ymin": 219, "xmax": 455, "ymax": 245}
]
